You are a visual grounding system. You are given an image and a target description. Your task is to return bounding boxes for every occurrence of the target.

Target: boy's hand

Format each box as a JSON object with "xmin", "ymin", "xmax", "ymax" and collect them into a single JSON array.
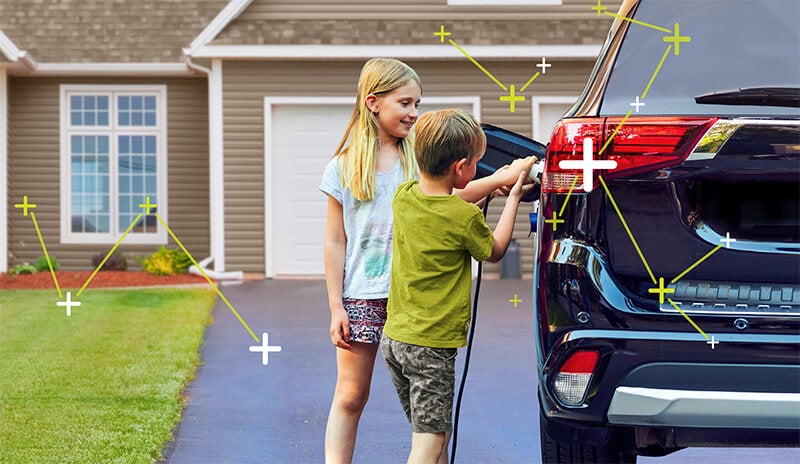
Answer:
[
  {"xmin": 492, "ymin": 155, "xmax": 538, "ymax": 187},
  {"xmin": 330, "ymin": 308, "xmax": 351, "ymax": 349},
  {"xmin": 508, "ymin": 171, "xmax": 531, "ymax": 202}
]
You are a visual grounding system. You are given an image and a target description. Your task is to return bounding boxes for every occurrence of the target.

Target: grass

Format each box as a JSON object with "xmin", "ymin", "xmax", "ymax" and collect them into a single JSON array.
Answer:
[{"xmin": 0, "ymin": 288, "xmax": 217, "ymax": 464}]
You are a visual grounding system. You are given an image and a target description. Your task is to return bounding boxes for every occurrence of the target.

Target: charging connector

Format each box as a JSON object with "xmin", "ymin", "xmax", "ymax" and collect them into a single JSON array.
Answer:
[{"xmin": 528, "ymin": 159, "xmax": 545, "ymax": 184}]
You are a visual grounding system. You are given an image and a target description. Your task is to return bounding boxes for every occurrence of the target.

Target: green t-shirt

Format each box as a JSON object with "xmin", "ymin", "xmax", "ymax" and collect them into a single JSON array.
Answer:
[{"xmin": 383, "ymin": 181, "xmax": 494, "ymax": 348}]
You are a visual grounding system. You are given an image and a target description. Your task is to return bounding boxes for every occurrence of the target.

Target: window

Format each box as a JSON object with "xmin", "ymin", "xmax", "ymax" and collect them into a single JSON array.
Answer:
[{"xmin": 60, "ymin": 85, "xmax": 167, "ymax": 244}]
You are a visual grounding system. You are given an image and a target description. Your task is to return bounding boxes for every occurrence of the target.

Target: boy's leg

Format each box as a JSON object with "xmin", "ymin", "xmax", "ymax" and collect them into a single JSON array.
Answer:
[
  {"xmin": 409, "ymin": 432, "xmax": 446, "ymax": 464},
  {"xmin": 325, "ymin": 342, "xmax": 379, "ymax": 464},
  {"xmin": 437, "ymin": 431, "xmax": 452, "ymax": 464}
]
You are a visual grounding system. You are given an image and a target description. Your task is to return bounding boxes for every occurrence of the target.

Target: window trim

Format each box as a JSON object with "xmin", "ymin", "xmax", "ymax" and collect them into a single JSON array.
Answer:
[
  {"xmin": 447, "ymin": 0, "xmax": 562, "ymax": 5},
  {"xmin": 60, "ymin": 84, "xmax": 168, "ymax": 245}
]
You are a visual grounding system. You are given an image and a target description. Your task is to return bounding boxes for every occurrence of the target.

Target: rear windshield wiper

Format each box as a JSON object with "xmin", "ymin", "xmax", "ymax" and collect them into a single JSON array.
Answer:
[{"xmin": 695, "ymin": 87, "xmax": 800, "ymax": 108}]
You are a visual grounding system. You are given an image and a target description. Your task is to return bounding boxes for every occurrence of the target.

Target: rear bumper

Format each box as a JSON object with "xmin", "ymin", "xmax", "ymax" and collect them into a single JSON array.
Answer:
[{"xmin": 608, "ymin": 387, "xmax": 800, "ymax": 429}]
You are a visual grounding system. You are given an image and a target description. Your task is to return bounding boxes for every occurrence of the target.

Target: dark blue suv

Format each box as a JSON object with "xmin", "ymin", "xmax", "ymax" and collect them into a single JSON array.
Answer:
[{"xmin": 504, "ymin": 0, "xmax": 800, "ymax": 462}]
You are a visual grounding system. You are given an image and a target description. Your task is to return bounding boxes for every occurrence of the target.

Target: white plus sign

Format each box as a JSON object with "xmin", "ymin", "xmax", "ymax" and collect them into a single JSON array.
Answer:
[
  {"xmin": 249, "ymin": 332, "xmax": 282, "ymax": 365},
  {"xmin": 56, "ymin": 291, "xmax": 81, "ymax": 317},
  {"xmin": 630, "ymin": 96, "xmax": 645, "ymax": 112},
  {"xmin": 720, "ymin": 232, "xmax": 737, "ymax": 248},
  {"xmin": 707, "ymin": 335, "xmax": 719, "ymax": 350},
  {"xmin": 536, "ymin": 57, "xmax": 551, "ymax": 74},
  {"xmin": 558, "ymin": 138, "xmax": 618, "ymax": 192}
]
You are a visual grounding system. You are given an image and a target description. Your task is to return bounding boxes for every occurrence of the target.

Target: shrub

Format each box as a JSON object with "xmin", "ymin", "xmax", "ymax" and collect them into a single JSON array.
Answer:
[
  {"xmin": 34, "ymin": 255, "xmax": 59, "ymax": 272},
  {"xmin": 8, "ymin": 263, "xmax": 38, "ymax": 275},
  {"xmin": 91, "ymin": 250, "xmax": 128, "ymax": 271},
  {"xmin": 139, "ymin": 246, "xmax": 192, "ymax": 276}
]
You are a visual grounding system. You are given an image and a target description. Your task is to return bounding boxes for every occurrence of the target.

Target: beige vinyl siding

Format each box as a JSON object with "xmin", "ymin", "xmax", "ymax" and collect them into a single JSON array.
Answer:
[
  {"xmin": 7, "ymin": 77, "xmax": 210, "ymax": 270},
  {"xmin": 222, "ymin": 59, "xmax": 593, "ymax": 274}
]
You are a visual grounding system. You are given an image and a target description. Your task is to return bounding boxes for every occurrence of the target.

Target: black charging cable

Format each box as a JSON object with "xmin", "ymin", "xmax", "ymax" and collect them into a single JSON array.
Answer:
[{"xmin": 450, "ymin": 193, "xmax": 492, "ymax": 464}]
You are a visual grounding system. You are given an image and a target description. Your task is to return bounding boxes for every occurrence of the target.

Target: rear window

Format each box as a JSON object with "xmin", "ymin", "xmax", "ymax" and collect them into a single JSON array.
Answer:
[{"xmin": 601, "ymin": 0, "xmax": 800, "ymax": 116}]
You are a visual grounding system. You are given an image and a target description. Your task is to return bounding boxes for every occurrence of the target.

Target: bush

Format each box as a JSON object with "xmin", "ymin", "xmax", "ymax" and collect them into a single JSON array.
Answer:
[
  {"xmin": 91, "ymin": 250, "xmax": 128, "ymax": 271},
  {"xmin": 138, "ymin": 246, "xmax": 192, "ymax": 276},
  {"xmin": 8, "ymin": 263, "xmax": 38, "ymax": 275},
  {"xmin": 34, "ymin": 255, "xmax": 59, "ymax": 272}
]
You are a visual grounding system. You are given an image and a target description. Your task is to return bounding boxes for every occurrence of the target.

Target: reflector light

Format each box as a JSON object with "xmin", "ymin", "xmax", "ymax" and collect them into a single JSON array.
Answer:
[
  {"xmin": 542, "ymin": 117, "xmax": 717, "ymax": 193},
  {"xmin": 552, "ymin": 350, "xmax": 599, "ymax": 406}
]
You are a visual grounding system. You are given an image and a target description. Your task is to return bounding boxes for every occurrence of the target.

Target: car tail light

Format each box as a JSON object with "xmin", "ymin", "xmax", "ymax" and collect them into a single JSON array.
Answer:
[
  {"xmin": 542, "ymin": 117, "xmax": 718, "ymax": 193},
  {"xmin": 552, "ymin": 350, "xmax": 599, "ymax": 406}
]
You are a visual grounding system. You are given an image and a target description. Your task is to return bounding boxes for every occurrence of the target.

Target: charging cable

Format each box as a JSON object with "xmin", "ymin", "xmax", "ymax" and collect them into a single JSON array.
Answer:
[{"xmin": 450, "ymin": 193, "xmax": 491, "ymax": 464}]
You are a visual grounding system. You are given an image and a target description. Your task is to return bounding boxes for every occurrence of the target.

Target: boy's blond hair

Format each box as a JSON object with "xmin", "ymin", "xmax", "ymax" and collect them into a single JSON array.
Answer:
[
  {"xmin": 414, "ymin": 109, "xmax": 486, "ymax": 177},
  {"xmin": 334, "ymin": 58, "xmax": 421, "ymax": 201}
]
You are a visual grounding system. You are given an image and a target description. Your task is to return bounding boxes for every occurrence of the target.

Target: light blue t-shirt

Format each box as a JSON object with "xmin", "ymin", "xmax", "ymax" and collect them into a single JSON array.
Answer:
[{"xmin": 319, "ymin": 157, "xmax": 406, "ymax": 299}]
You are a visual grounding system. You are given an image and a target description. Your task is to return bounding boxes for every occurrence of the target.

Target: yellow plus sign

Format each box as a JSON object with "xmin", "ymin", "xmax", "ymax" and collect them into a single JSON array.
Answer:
[
  {"xmin": 648, "ymin": 277, "xmax": 675, "ymax": 304},
  {"xmin": 509, "ymin": 294, "xmax": 522, "ymax": 308},
  {"xmin": 139, "ymin": 196, "xmax": 158, "ymax": 215},
  {"xmin": 591, "ymin": 0, "xmax": 607, "ymax": 16},
  {"xmin": 544, "ymin": 211, "xmax": 564, "ymax": 232},
  {"xmin": 14, "ymin": 195, "xmax": 37, "ymax": 216},
  {"xmin": 434, "ymin": 25, "xmax": 451, "ymax": 43},
  {"xmin": 663, "ymin": 23, "xmax": 690, "ymax": 56},
  {"xmin": 500, "ymin": 84, "xmax": 525, "ymax": 113}
]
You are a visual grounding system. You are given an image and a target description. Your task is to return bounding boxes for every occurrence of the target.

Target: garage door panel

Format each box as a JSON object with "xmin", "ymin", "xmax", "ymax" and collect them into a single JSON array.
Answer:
[{"xmin": 267, "ymin": 100, "xmax": 475, "ymax": 276}]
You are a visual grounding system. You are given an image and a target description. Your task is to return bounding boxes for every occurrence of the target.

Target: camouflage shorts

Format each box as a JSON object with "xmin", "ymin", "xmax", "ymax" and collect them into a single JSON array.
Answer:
[{"xmin": 380, "ymin": 334, "xmax": 457, "ymax": 433}]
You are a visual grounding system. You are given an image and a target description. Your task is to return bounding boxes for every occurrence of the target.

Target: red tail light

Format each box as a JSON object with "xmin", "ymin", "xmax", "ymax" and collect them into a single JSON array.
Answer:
[
  {"xmin": 542, "ymin": 117, "xmax": 718, "ymax": 193},
  {"xmin": 552, "ymin": 350, "xmax": 600, "ymax": 406}
]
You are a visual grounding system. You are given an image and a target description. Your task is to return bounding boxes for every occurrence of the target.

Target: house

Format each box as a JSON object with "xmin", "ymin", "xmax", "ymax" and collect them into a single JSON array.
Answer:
[{"xmin": 2, "ymin": 0, "xmax": 620, "ymax": 277}]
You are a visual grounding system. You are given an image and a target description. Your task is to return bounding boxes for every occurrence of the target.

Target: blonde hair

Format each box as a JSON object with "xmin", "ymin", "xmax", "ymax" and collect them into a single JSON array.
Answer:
[
  {"xmin": 333, "ymin": 58, "xmax": 421, "ymax": 201},
  {"xmin": 414, "ymin": 109, "xmax": 486, "ymax": 177}
]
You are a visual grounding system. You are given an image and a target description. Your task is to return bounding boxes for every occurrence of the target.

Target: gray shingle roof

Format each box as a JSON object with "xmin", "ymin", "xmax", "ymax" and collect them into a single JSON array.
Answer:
[{"xmin": 0, "ymin": 0, "xmax": 228, "ymax": 63}]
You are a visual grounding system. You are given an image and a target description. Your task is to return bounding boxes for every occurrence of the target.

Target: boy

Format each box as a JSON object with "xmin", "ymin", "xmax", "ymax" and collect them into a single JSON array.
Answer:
[{"xmin": 381, "ymin": 108, "xmax": 531, "ymax": 464}]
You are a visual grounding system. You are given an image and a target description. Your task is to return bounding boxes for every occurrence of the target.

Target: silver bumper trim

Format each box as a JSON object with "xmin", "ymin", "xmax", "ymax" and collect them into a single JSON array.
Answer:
[{"xmin": 608, "ymin": 386, "xmax": 800, "ymax": 429}]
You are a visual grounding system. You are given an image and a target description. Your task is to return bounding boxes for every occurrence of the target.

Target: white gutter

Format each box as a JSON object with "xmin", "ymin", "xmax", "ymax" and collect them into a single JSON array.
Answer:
[
  {"xmin": 191, "ymin": 44, "xmax": 603, "ymax": 60},
  {"xmin": 0, "ymin": 68, "xmax": 7, "ymax": 272},
  {"xmin": 32, "ymin": 63, "xmax": 193, "ymax": 76}
]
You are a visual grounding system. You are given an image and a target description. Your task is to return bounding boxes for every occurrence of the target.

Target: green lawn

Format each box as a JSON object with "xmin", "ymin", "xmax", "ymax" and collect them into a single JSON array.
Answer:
[{"xmin": 0, "ymin": 288, "xmax": 217, "ymax": 464}]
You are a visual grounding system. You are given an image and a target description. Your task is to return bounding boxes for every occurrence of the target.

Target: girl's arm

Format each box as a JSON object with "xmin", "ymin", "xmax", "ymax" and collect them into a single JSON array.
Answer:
[
  {"xmin": 454, "ymin": 155, "xmax": 537, "ymax": 203},
  {"xmin": 323, "ymin": 195, "xmax": 351, "ymax": 349}
]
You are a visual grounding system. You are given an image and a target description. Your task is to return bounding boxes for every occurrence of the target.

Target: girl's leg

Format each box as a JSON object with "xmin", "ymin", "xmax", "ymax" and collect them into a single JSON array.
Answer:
[{"xmin": 325, "ymin": 341, "xmax": 379, "ymax": 464}]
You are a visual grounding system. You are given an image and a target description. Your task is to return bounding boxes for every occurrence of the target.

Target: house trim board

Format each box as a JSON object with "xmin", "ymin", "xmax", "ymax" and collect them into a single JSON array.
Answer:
[
  {"xmin": 531, "ymin": 95, "xmax": 577, "ymax": 142},
  {"xmin": 189, "ymin": 0, "xmax": 255, "ymax": 54},
  {"xmin": 34, "ymin": 63, "xmax": 194, "ymax": 76},
  {"xmin": 192, "ymin": 44, "xmax": 602, "ymax": 60},
  {"xmin": 58, "ymin": 84, "xmax": 169, "ymax": 245},
  {"xmin": 262, "ymin": 95, "xmax": 481, "ymax": 278},
  {"xmin": 0, "ymin": 68, "xmax": 7, "ymax": 272},
  {"xmin": 209, "ymin": 59, "xmax": 225, "ymax": 272}
]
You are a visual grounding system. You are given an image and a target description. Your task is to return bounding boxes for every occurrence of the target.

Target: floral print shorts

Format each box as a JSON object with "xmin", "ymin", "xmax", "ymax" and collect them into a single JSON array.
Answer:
[{"xmin": 342, "ymin": 298, "xmax": 388, "ymax": 344}]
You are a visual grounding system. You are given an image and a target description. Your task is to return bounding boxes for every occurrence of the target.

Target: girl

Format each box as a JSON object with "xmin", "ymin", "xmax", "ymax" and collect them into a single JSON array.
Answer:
[{"xmin": 320, "ymin": 58, "xmax": 534, "ymax": 464}]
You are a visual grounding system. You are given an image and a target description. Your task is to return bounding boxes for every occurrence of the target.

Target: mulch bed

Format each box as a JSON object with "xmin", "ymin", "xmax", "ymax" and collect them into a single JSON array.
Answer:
[{"xmin": 0, "ymin": 270, "xmax": 211, "ymax": 290}]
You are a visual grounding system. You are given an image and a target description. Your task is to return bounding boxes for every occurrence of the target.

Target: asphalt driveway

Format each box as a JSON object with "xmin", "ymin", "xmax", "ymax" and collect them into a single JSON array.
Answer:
[{"xmin": 164, "ymin": 278, "xmax": 799, "ymax": 464}]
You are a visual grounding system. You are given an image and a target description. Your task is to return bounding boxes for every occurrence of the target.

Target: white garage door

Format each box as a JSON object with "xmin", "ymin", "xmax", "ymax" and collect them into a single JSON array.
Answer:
[{"xmin": 265, "ymin": 97, "xmax": 479, "ymax": 276}]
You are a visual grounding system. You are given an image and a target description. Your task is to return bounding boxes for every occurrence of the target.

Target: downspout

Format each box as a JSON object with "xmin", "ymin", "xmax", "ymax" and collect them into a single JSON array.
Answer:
[{"xmin": 184, "ymin": 52, "xmax": 227, "ymax": 274}]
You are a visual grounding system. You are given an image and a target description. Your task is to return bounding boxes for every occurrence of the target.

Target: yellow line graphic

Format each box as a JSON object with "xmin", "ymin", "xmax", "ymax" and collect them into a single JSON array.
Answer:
[
  {"xmin": 598, "ymin": 110, "xmax": 633, "ymax": 156},
  {"xmin": 599, "ymin": 176, "xmax": 657, "ymax": 284},
  {"xmin": 448, "ymin": 39, "xmax": 508, "ymax": 91},
  {"xmin": 670, "ymin": 244, "xmax": 723, "ymax": 285},
  {"xmin": 603, "ymin": 11, "xmax": 672, "ymax": 33},
  {"xmin": 667, "ymin": 298, "xmax": 709, "ymax": 339},
  {"xmin": 30, "ymin": 211, "xmax": 63, "ymax": 298},
  {"xmin": 77, "ymin": 213, "xmax": 143, "ymax": 297},
  {"xmin": 641, "ymin": 45, "xmax": 672, "ymax": 99},
  {"xmin": 156, "ymin": 213, "xmax": 260, "ymax": 344},
  {"xmin": 558, "ymin": 176, "xmax": 581, "ymax": 217},
  {"xmin": 520, "ymin": 71, "xmax": 541, "ymax": 92}
]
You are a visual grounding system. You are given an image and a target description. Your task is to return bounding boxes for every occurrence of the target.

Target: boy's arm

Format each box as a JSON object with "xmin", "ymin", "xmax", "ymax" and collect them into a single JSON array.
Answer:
[
  {"xmin": 454, "ymin": 155, "xmax": 536, "ymax": 203},
  {"xmin": 487, "ymin": 172, "xmax": 527, "ymax": 263}
]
